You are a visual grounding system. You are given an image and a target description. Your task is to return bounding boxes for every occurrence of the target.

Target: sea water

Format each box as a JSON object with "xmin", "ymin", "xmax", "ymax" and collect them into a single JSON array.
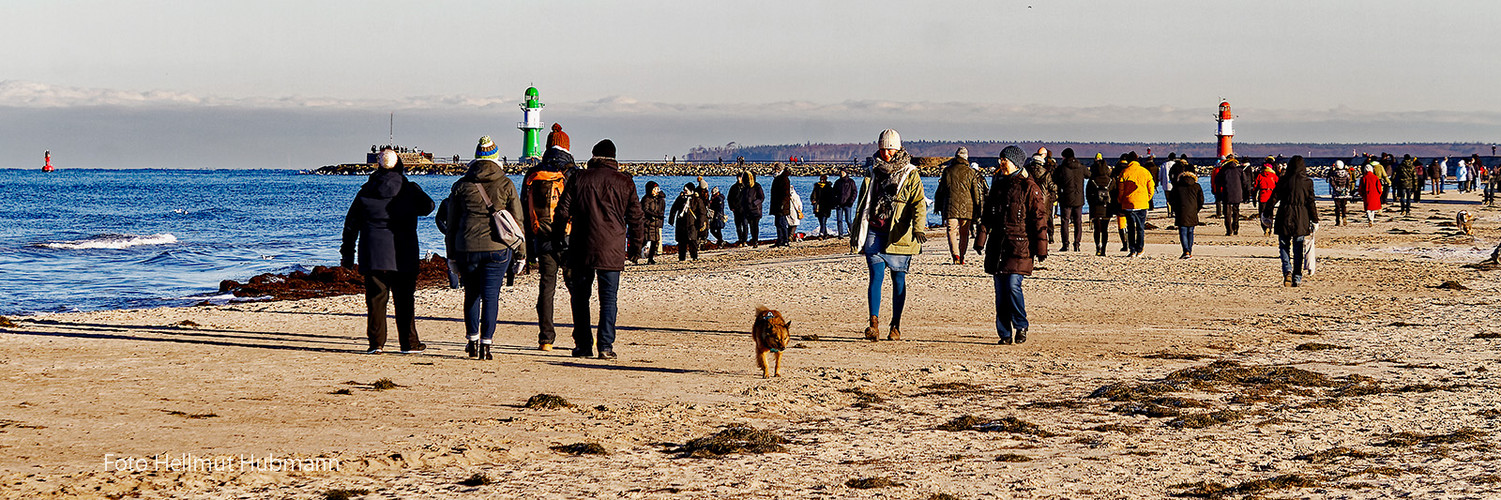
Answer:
[{"xmin": 1, "ymin": 168, "xmax": 1322, "ymax": 315}]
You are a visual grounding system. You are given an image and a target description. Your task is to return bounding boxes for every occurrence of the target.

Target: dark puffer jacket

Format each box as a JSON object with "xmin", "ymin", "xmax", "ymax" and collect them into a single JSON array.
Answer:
[
  {"xmin": 446, "ymin": 159, "xmax": 525, "ymax": 258},
  {"xmin": 1085, "ymin": 160, "xmax": 1115, "ymax": 220},
  {"xmin": 1263, "ymin": 156, "xmax": 1319, "ymax": 237},
  {"xmin": 737, "ymin": 176, "xmax": 765, "ymax": 218},
  {"xmin": 669, "ymin": 189, "xmax": 706, "ymax": 243},
  {"xmin": 1053, "ymin": 156, "xmax": 1088, "ymax": 208},
  {"xmin": 552, "ymin": 157, "xmax": 645, "ymax": 271},
  {"xmin": 341, "ymin": 168, "xmax": 434, "ymax": 273},
  {"xmin": 1216, "ymin": 162, "xmax": 1247, "ymax": 204},
  {"xmin": 1168, "ymin": 173, "xmax": 1204, "ymax": 227},
  {"xmin": 770, "ymin": 170, "xmax": 792, "ymax": 217},
  {"xmin": 981, "ymin": 171, "xmax": 1050, "ymax": 276},
  {"xmin": 936, "ymin": 157, "xmax": 984, "ymax": 220},
  {"xmin": 834, "ymin": 175, "xmax": 858, "ymax": 207}
]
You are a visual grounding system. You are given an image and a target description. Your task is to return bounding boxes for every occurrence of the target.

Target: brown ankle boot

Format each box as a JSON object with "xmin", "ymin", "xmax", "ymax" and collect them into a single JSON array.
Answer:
[
  {"xmin": 887, "ymin": 324, "xmax": 901, "ymax": 341},
  {"xmin": 864, "ymin": 315, "xmax": 879, "ymax": 341},
  {"xmin": 1283, "ymin": 272, "xmax": 1293, "ymax": 287}
]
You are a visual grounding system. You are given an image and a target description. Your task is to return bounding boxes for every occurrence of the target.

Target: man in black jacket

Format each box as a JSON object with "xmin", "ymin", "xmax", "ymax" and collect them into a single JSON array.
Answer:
[
  {"xmin": 770, "ymin": 167, "xmax": 793, "ymax": 247},
  {"xmin": 833, "ymin": 170, "xmax": 858, "ymax": 237},
  {"xmin": 552, "ymin": 139, "xmax": 645, "ymax": 359},
  {"xmin": 1052, "ymin": 148, "xmax": 1088, "ymax": 252},
  {"xmin": 1216, "ymin": 158, "xmax": 1246, "ymax": 235},
  {"xmin": 341, "ymin": 148, "xmax": 435, "ymax": 354},
  {"xmin": 737, "ymin": 172, "xmax": 766, "ymax": 247}
]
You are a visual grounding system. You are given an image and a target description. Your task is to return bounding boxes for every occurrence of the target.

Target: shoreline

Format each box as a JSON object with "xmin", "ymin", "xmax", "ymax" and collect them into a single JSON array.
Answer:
[{"xmin": 1, "ymin": 199, "xmax": 1499, "ymax": 498}]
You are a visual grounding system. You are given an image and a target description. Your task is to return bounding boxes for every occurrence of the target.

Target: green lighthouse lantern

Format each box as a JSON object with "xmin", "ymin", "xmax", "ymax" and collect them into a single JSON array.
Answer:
[{"xmin": 518, "ymin": 86, "xmax": 545, "ymax": 160}]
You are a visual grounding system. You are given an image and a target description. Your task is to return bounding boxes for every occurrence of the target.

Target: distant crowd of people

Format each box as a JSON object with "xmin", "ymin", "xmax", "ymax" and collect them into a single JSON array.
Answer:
[{"xmin": 340, "ymin": 125, "xmax": 1496, "ymax": 357}]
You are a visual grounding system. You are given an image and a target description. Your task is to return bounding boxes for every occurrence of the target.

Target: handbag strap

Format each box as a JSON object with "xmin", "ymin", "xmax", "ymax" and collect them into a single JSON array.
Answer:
[{"xmin": 472, "ymin": 181, "xmax": 496, "ymax": 212}]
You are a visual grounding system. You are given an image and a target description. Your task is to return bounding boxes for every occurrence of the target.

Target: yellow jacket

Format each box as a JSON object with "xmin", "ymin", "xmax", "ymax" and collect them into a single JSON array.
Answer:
[{"xmin": 1116, "ymin": 161, "xmax": 1156, "ymax": 210}]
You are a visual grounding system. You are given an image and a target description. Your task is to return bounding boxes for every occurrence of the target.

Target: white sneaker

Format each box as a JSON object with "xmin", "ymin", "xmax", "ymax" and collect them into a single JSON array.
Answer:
[{"xmin": 365, "ymin": 348, "xmax": 383, "ymax": 355}]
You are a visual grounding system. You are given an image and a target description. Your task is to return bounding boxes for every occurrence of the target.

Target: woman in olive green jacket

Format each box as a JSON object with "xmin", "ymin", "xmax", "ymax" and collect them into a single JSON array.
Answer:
[{"xmin": 850, "ymin": 129, "xmax": 928, "ymax": 342}]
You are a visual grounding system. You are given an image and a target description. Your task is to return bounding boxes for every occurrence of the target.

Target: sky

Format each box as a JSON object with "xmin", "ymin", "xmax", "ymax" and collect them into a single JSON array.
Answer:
[{"xmin": 3, "ymin": 0, "xmax": 1500, "ymax": 168}]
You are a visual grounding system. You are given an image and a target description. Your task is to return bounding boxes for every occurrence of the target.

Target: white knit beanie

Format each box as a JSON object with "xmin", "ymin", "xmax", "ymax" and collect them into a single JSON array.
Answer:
[
  {"xmin": 878, "ymin": 129, "xmax": 901, "ymax": 150},
  {"xmin": 377, "ymin": 149, "xmax": 399, "ymax": 169}
]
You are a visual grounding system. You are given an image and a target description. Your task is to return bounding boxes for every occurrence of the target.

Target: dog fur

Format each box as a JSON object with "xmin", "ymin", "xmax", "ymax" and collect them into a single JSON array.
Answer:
[
  {"xmin": 1458, "ymin": 211, "xmax": 1474, "ymax": 236},
  {"xmin": 752, "ymin": 306, "xmax": 791, "ymax": 378}
]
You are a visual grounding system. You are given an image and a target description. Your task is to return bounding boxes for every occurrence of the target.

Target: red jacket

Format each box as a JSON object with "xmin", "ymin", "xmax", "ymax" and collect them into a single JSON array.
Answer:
[
  {"xmin": 1361, "ymin": 172, "xmax": 1383, "ymax": 211},
  {"xmin": 1256, "ymin": 170, "xmax": 1279, "ymax": 203}
]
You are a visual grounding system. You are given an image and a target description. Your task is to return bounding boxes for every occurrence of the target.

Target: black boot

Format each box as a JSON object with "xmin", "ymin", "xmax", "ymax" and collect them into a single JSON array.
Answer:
[
  {"xmin": 465, "ymin": 341, "xmax": 478, "ymax": 359},
  {"xmin": 1015, "ymin": 328, "xmax": 1028, "ymax": 344},
  {"xmin": 480, "ymin": 343, "xmax": 493, "ymax": 360}
]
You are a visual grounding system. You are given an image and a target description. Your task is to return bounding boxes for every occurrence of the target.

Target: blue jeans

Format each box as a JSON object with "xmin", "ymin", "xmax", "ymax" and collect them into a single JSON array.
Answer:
[
  {"xmin": 866, "ymin": 256, "xmax": 908, "ymax": 324},
  {"xmin": 994, "ymin": 273, "xmax": 1027, "ymax": 339},
  {"xmin": 774, "ymin": 216, "xmax": 790, "ymax": 245},
  {"xmin": 1124, "ymin": 209, "xmax": 1147, "ymax": 254},
  {"xmin": 461, "ymin": 250, "xmax": 512, "ymax": 343},
  {"xmin": 1178, "ymin": 226, "xmax": 1194, "ymax": 254},
  {"xmin": 567, "ymin": 268, "xmax": 620, "ymax": 355},
  {"xmin": 1279, "ymin": 235, "xmax": 1306, "ymax": 279},
  {"xmin": 835, "ymin": 206, "xmax": 853, "ymax": 236}
]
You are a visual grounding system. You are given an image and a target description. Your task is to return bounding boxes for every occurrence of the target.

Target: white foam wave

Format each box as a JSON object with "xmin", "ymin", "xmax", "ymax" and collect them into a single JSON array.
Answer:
[{"xmin": 38, "ymin": 233, "xmax": 179, "ymax": 250}]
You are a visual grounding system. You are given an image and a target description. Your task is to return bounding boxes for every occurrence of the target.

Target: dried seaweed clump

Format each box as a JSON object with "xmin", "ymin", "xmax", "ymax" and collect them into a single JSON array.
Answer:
[
  {"xmin": 525, "ymin": 394, "xmax": 574, "ymax": 409},
  {"xmin": 549, "ymin": 442, "xmax": 608, "ymax": 455},
  {"xmin": 0, "ymin": 316, "xmax": 16, "ymax": 328},
  {"xmin": 322, "ymin": 489, "xmax": 371, "ymax": 500},
  {"xmin": 1167, "ymin": 410, "xmax": 1244, "ymax": 429},
  {"xmin": 936, "ymin": 415, "xmax": 1058, "ymax": 437},
  {"xmin": 845, "ymin": 477, "xmax": 903, "ymax": 489},
  {"xmin": 458, "ymin": 472, "xmax": 494, "ymax": 486},
  {"xmin": 676, "ymin": 424, "xmax": 788, "ymax": 458},
  {"xmin": 1294, "ymin": 446, "xmax": 1374, "ymax": 463},
  {"xmin": 1089, "ymin": 424, "xmax": 1143, "ymax": 435},
  {"xmin": 1089, "ymin": 382, "xmax": 1180, "ymax": 402},
  {"xmin": 840, "ymin": 387, "xmax": 885, "ymax": 406},
  {"xmin": 1171, "ymin": 474, "xmax": 1324, "ymax": 499},
  {"xmin": 1376, "ymin": 428, "xmax": 1486, "ymax": 447},
  {"xmin": 994, "ymin": 453, "xmax": 1033, "ymax": 462},
  {"xmin": 1295, "ymin": 343, "xmax": 1348, "ymax": 351},
  {"xmin": 371, "ymin": 378, "xmax": 400, "ymax": 391},
  {"xmin": 1163, "ymin": 360, "xmax": 1336, "ymax": 388},
  {"xmin": 937, "ymin": 415, "xmax": 987, "ymax": 432}
]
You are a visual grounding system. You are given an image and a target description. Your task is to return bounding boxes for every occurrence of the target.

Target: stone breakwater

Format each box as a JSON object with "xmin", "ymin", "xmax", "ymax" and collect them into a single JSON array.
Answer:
[{"xmin": 311, "ymin": 160, "xmax": 955, "ymax": 178}]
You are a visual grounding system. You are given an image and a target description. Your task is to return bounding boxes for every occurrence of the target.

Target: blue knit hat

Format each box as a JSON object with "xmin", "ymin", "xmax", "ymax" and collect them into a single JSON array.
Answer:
[
  {"xmin": 1001, "ymin": 146, "xmax": 1026, "ymax": 171},
  {"xmin": 475, "ymin": 136, "xmax": 499, "ymax": 160}
]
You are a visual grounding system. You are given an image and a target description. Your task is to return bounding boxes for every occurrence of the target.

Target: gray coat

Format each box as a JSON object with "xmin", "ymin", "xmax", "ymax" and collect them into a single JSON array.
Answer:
[{"xmin": 445, "ymin": 159, "xmax": 525, "ymax": 259}]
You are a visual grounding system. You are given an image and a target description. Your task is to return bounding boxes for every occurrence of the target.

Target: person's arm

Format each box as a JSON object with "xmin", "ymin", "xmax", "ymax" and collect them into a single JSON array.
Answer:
[
  {"xmin": 934, "ymin": 175, "xmax": 949, "ymax": 218},
  {"xmin": 1304, "ymin": 182, "xmax": 1320, "ymax": 226},
  {"xmin": 340, "ymin": 198, "xmax": 362, "ymax": 268},
  {"xmin": 1027, "ymin": 183, "xmax": 1050, "ymax": 261},
  {"xmin": 625, "ymin": 184, "xmax": 645, "ymax": 260},
  {"xmin": 669, "ymin": 196, "xmax": 683, "ymax": 226},
  {"xmin": 409, "ymin": 181, "xmax": 435, "ymax": 217},
  {"xmin": 552, "ymin": 176, "xmax": 575, "ymax": 245}
]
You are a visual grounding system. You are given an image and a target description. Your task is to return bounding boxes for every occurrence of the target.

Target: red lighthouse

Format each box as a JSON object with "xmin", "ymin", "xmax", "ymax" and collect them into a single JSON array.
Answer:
[
  {"xmin": 43, "ymin": 150, "xmax": 54, "ymax": 172},
  {"xmin": 1216, "ymin": 101, "xmax": 1234, "ymax": 159}
]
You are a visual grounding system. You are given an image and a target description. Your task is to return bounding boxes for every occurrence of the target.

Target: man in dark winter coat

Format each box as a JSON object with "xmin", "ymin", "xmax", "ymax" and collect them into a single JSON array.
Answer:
[
  {"xmin": 341, "ymin": 148, "xmax": 435, "ymax": 354},
  {"xmin": 521, "ymin": 124, "xmax": 575, "ymax": 351},
  {"xmin": 982, "ymin": 146, "xmax": 1050, "ymax": 345},
  {"xmin": 1215, "ymin": 158, "xmax": 1246, "ymax": 235},
  {"xmin": 552, "ymin": 139, "xmax": 645, "ymax": 359},
  {"xmin": 737, "ymin": 172, "xmax": 766, "ymax": 247},
  {"xmin": 1168, "ymin": 171, "xmax": 1204, "ymax": 258},
  {"xmin": 935, "ymin": 147, "xmax": 984, "ymax": 264},
  {"xmin": 1261, "ymin": 156, "xmax": 1319, "ymax": 287},
  {"xmin": 1052, "ymin": 148, "xmax": 1088, "ymax": 252},
  {"xmin": 770, "ymin": 167, "xmax": 793, "ymax": 247},
  {"xmin": 669, "ymin": 183, "xmax": 706, "ymax": 261},
  {"xmin": 727, "ymin": 176, "xmax": 746, "ymax": 245},
  {"xmin": 833, "ymin": 170, "xmax": 858, "ymax": 237}
]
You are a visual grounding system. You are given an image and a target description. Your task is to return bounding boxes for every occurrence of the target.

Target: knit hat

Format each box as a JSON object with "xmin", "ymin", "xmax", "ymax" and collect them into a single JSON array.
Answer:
[
  {"xmin": 1095, "ymin": 153, "xmax": 1104, "ymax": 161},
  {"xmin": 546, "ymin": 123, "xmax": 570, "ymax": 151},
  {"xmin": 878, "ymin": 129, "xmax": 901, "ymax": 150},
  {"xmin": 1062, "ymin": 148, "xmax": 1075, "ymax": 159},
  {"xmin": 592, "ymin": 139, "xmax": 616, "ymax": 158},
  {"xmin": 955, "ymin": 147, "xmax": 969, "ymax": 160},
  {"xmin": 1000, "ymin": 145, "xmax": 1026, "ymax": 171},
  {"xmin": 475, "ymin": 136, "xmax": 499, "ymax": 160}
]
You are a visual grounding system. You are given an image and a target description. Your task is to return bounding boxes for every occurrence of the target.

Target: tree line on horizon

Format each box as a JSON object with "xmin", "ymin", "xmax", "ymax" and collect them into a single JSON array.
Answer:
[{"xmin": 684, "ymin": 141, "xmax": 1498, "ymax": 162}]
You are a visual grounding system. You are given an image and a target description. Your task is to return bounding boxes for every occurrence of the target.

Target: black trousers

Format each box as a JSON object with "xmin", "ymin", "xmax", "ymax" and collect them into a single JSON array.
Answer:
[
  {"xmin": 535, "ymin": 252, "xmax": 571, "ymax": 345},
  {"xmin": 678, "ymin": 234, "xmax": 699, "ymax": 260},
  {"xmin": 1091, "ymin": 217, "xmax": 1111, "ymax": 254},
  {"xmin": 733, "ymin": 213, "xmax": 748, "ymax": 244},
  {"xmin": 1058, "ymin": 206, "xmax": 1083, "ymax": 249},
  {"xmin": 364, "ymin": 271, "xmax": 419, "ymax": 351},
  {"xmin": 745, "ymin": 216, "xmax": 762, "ymax": 246}
]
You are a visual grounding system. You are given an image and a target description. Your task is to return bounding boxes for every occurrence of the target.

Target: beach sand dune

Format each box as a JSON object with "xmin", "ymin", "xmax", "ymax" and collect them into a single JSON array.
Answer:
[{"xmin": 2, "ymin": 200, "xmax": 1500, "ymax": 498}]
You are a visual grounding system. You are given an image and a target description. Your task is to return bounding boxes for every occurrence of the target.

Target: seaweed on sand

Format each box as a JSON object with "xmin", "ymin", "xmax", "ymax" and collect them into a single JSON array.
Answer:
[
  {"xmin": 1294, "ymin": 446, "xmax": 1374, "ymax": 462},
  {"xmin": 845, "ymin": 477, "xmax": 903, "ymax": 489},
  {"xmin": 675, "ymin": 424, "xmax": 788, "ymax": 458},
  {"xmin": 1167, "ymin": 410, "xmax": 1244, "ymax": 429},
  {"xmin": 1375, "ymin": 428, "xmax": 1486, "ymax": 447},
  {"xmin": 550, "ymin": 442, "xmax": 608, "ymax": 455},
  {"xmin": 936, "ymin": 415, "xmax": 1058, "ymax": 437},
  {"xmin": 524, "ymin": 394, "xmax": 574, "ymax": 409}
]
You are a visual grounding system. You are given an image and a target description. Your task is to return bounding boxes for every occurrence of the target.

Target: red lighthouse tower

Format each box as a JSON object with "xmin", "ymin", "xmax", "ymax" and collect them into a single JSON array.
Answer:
[
  {"xmin": 1216, "ymin": 101, "xmax": 1234, "ymax": 159},
  {"xmin": 43, "ymin": 150, "xmax": 54, "ymax": 172}
]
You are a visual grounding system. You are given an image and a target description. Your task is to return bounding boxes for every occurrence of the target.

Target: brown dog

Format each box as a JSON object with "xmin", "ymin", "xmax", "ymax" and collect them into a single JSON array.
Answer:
[
  {"xmin": 1458, "ymin": 210, "xmax": 1474, "ymax": 236},
  {"xmin": 752, "ymin": 306, "xmax": 791, "ymax": 378}
]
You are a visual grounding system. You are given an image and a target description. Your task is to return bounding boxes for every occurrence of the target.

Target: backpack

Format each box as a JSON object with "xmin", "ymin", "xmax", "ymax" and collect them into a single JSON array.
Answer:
[
  {"xmin": 527, "ymin": 171, "xmax": 565, "ymax": 234},
  {"xmin": 1089, "ymin": 178, "xmax": 1113, "ymax": 206}
]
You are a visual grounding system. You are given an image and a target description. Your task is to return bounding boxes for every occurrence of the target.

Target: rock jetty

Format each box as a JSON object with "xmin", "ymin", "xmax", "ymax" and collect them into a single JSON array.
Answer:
[{"xmin": 311, "ymin": 160, "xmax": 957, "ymax": 177}]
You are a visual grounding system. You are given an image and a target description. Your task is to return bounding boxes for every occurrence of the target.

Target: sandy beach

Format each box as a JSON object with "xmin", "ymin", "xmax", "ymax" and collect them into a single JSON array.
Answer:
[{"xmin": 3, "ymin": 193, "xmax": 1500, "ymax": 499}]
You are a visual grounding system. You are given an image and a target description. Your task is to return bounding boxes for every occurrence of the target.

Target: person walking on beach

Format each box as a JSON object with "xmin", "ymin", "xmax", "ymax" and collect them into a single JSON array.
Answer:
[
  {"xmin": 811, "ymin": 174, "xmax": 834, "ymax": 238},
  {"xmin": 669, "ymin": 182, "xmax": 705, "ymax": 261},
  {"xmin": 728, "ymin": 175, "xmax": 747, "ymax": 245},
  {"xmin": 1262, "ymin": 156, "xmax": 1318, "ymax": 287},
  {"xmin": 982, "ymin": 145, "xmax": 1049, "ymax": 344},
  {"xmin": 834, "ymin": 170, "xmax": 858, "ymax": 237},
  {"xmin": 1325, "ymin": 160, "xmax": 1353, "ymax": 226},
  {"xmin": 1026, "ymin": 149, "xmax": 1059, "ymax": 244},
  {"xmin": 340, "ymin": 147, "xmax": 435, "ymax": 355},
  {"xmin": 851, "ymin": 129, "xmax": 927, "ymax": 342},
  {"xmin": 1168, "ymin": 171, "xmax": 1203, "ymax": 259},
  {"xmin": 1360, "ymin": 163, "xmax": 1383, "ymax": 226},
  {"xmin": 1115, "ymin": 158, "xmax": 1155, "ymax": 257},
  {"xmin": 770, "ymin": 167, "xmax": 794, "ymax": 247},
  {"xmin": 1393, "ymin": 155, "xmax": 1417, "ymax": 215},
  {"xmin": 1086, "ymin": 156, "xmax": 1115, "ymax": 256},
  {"xmin": 522, "ymin": 124, "xmax": 575, "ymax": 351},
  {"xmin": 446, "ymin": 137, "xmax": 525, "ymax": 360},
  {"xmin": 708, "ymin": 187, "xmax": 727, "ymax": 245},
  {"xmin": 737, "ymin": 172, "xmax": 765, "ymax": 247},
  {"xmin": 639, "ymin": 182, "xmax": 666, "ymax": 265},
  {"xmin": 552, "ymin": 139, "xmax": 645, "ymax": 359},
  {"xmin": 1053, "ymin": 148, "xmax": 1087, "ymax": 252},
  {"xmin": 936, "ymin": 147, "xmax": 983, "ymax": 264}
]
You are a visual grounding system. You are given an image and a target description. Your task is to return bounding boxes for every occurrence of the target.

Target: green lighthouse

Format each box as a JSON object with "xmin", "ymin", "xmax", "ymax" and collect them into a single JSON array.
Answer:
[{"xmin": 518, "ymin": 86, "xmax": 545, "ymax": 160}]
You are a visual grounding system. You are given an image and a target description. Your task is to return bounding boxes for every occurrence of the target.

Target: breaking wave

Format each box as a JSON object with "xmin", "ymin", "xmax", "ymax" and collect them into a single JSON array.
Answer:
[{"xmin": 36, "ymin": 233, "xmax": 179, "ymax": 250}]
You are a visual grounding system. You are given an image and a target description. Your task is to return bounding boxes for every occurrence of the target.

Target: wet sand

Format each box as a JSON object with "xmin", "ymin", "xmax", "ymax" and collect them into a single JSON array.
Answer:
[{"xmin": 2, "ymin": 192, "xmax": 1500, "ymax": 499}]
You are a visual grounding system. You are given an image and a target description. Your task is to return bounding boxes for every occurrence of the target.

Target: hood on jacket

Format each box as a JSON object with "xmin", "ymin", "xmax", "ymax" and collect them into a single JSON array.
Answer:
[
  {"xmin": 463, "ymin": 159, "xmax": 505, "ymax": 183},
  {"xmin": 363, "ymin": 168, "xmax": 407, "ymax": 198},
  {"xmin": 1283, "ymin": 156, "xmax": 1307, "ymax": 180},
  {"xmin": 644, "ymin": 181, "xmax": 660, "ymax": 196}
]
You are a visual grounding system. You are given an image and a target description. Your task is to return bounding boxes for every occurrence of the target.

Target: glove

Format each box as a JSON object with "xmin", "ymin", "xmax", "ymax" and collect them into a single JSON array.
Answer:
[{"xmin": 1036, "ymin": 254, "xmax": 1047, "ymax": 263}]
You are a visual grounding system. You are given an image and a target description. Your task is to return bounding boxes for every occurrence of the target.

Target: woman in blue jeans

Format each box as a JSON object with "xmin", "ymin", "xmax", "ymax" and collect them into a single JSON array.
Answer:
[
  {"xmin": 981, "ymin": 146, "xmax": 1050, "ymax": 344},
  {"xmin": 849, "ymin": 129, "xmax": 927, "ymax": 341},
  {"xmin": 443, "ymin": 137, "xmax": 525, "ymax": 360}
]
